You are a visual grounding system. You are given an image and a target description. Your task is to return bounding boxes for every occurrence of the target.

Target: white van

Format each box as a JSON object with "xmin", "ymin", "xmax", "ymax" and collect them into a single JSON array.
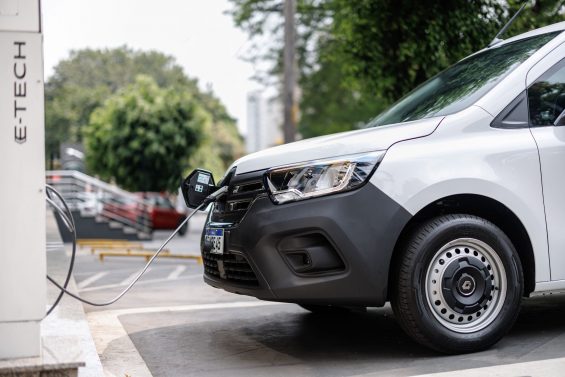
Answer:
[{"xmin": 184, "ymin": 23, "xmax": 565, "ymax": 353}]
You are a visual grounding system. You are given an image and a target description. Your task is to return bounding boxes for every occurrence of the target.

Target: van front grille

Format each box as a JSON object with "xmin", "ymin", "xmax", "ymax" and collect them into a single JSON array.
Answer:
[
  {"xmin": 202, "ymin": 250, "xmax": 259, "ymax": 286},
  {"xmin": 211, "ymin": 169, "xmax": 267, "ymax": 224}
]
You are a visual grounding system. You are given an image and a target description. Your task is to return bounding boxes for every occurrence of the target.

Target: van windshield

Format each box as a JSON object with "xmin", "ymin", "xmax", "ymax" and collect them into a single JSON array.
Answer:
[{"xmin": 368, "ymin": 32, "xmax": 560, "ymax": 127}]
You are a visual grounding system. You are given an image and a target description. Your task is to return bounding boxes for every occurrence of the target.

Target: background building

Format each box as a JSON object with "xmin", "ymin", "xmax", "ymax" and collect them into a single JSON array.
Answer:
[{"xmin": 246, "ymin": 90, "xmax": 283, "ymax": 153}]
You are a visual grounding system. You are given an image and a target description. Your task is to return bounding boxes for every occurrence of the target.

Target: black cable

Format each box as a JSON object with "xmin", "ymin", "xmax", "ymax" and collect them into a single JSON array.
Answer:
[
  {"xmin": 46, "ymin": 201, "xmax": 206, "ymax": 306},
  {"xmin": 45, "ymin": 185, "xmax": 77, "ymax": 316},
  {"xmin": 45, "ymin": 184, "xmax": 224, "ymax": 308}
]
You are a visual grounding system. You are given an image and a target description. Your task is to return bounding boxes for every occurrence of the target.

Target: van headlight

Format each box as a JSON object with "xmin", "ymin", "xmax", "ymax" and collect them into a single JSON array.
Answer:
[{"xmin": 264, "ymin": 151, "xmax": 385, "ymax": 204}]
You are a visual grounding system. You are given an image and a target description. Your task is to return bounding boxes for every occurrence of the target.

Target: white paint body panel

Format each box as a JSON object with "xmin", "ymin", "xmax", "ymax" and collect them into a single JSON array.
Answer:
[
  {"xmin": 372, "ymin": 106, "xmax": 550, "ymax": 282},
  {"xmin": 527, "ymin": 42, "xmax": 565, "ymax": 281},
  {"xmin": 531, "ymin": 126, "xmax": 565, "ymax": 282},
  {"xmin": 233, "ymin": 117, "xmax": 441, "ymax": 174},
  {"xmin": 232, "ymin": 24, "xmax": 565, "ymax": 292}
]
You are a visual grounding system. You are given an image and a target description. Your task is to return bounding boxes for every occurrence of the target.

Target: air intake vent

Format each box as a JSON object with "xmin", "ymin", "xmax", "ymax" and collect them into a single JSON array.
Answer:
[{"xmin": 202, "ymin": 250, "xmax": 259, "ymax": 286}]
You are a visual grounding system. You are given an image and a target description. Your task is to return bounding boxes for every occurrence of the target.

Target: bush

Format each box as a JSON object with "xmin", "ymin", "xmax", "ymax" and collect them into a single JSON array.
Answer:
[{"xmin": 85, "ymin": 75, "xmax": 207, "ymax": 192}]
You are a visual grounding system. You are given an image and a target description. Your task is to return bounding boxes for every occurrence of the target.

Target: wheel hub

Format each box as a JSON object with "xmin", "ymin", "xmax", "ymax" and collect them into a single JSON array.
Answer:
[
  {"xmin": 425, "ymin": 238, "xmax": 507, "ymax": 333},
  {"xmin": 442, "ymin": 258, "xmax": 492, "ymax": 314},
  {"xmin": 457, "ymin": 273, "xmax": 476, "ymax": 296}
]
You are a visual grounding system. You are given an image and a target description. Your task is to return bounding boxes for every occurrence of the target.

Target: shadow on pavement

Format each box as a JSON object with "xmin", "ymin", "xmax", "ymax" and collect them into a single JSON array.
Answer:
[{"xmin": 122, "ymin": 294, "xmax": 565, "ymax": 377}]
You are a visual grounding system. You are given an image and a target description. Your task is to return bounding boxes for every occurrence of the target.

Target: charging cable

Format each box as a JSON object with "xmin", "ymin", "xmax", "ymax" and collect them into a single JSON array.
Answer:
[
  {"xmin": 45, "ymin": 185, "xmax": 77, "ymax": 316},
  {"xmin": 45, "ymin": 185, "xmax": 227, "ymax": 312}
]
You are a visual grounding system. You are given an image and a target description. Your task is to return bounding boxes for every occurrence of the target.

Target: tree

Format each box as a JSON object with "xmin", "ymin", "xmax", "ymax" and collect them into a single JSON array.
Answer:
[
  {"xmin": 298, "ymin": 40, "xmax": 384, "ymax": 138},
  {"xmin": 228, "ymin": 0, "xmax": 564, "ymax": 138},
  {"xmin": 45, "ymin": 46, "xmax": 244, "ymax": 177},
  {"xmin": 185, "ymin": 86, "xmax": 246, "ymax": 177},
  {"xmin": 328, "ymin": 0, "xmax": 505, "ymax": 102},
  {"xmin": 506, "ymin": 0, "xmax": 565, "ymax": 37},
  {"xmin": 84, "ymin": 76, "xmax": 206, "ymax": 192},
  {"xmin": 186, "ymin": 115, "xmax": 246, "ymax": 181},
  {"xmin": 46, "ymin": 47, "xmax": 191, "ymax": 157}
]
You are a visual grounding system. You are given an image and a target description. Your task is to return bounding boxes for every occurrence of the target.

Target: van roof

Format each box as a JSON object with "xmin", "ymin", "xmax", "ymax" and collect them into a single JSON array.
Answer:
[{"xmin": 496, "ymin": 21, "xmax": 565, "ymax": 46}]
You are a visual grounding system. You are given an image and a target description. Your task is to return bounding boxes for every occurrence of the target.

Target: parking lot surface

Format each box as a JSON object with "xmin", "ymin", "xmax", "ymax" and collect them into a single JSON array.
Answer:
[{"xmin": 72, "ymin": 215, "xmax": 565, "ymax": 376}]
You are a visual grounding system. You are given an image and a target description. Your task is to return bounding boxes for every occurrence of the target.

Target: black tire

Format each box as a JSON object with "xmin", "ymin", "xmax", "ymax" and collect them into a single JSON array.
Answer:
[
  {"xmin": 177, "ymin": 218, "xmax": 188, "ymax": 236},
  {"xmin": 391, "ymin": 214, "xmax": 523, "ymax": 354}
]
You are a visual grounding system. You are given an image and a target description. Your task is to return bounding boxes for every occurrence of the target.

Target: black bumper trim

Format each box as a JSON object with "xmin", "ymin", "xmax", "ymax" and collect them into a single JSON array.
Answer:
[{"xmin": 201, "ymin": 182, "xmax": 412, "ymax": 306}]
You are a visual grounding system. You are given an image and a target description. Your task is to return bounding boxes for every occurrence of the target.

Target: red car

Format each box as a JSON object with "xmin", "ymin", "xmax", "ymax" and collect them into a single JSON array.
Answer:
[{"xmin": 103, "ymin": 193, "xmax": 188, "ymax": 235}]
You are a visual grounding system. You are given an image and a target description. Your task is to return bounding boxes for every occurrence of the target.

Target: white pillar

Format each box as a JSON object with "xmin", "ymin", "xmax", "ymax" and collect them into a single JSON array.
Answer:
[{"xmin": 0, "ymin": 0, "xmax": 45, "ymax": 359}]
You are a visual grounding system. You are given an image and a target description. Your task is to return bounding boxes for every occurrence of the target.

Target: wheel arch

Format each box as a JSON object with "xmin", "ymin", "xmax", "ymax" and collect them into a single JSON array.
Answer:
[{"xmin": 388, "ymin": 194, "xmax": 536, "ymax": 298}]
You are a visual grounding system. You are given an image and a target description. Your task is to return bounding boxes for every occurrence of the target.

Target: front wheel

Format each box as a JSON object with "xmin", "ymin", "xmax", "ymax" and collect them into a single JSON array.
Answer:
[{"xmin": 391, "ymin": 214, "xmax": 523, "ymax": 354}]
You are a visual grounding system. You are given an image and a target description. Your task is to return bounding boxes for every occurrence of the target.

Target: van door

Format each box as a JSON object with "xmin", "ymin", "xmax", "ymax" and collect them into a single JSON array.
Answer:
[{"xmin": 528, "ymin": 42, "xmax": 565, "ymax": 281}]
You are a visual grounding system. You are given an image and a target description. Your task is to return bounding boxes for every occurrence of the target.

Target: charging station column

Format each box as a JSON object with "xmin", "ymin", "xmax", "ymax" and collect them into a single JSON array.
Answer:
[{"xmin": 0, "ymin": 0, "xmax": 45, "ymax": 359}]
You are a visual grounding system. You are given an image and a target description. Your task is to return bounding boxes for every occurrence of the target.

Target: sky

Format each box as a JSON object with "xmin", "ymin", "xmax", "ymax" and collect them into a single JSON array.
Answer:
[{"xmin": 42, "ymin": 0, "xmax": 261, "ymax": 135}]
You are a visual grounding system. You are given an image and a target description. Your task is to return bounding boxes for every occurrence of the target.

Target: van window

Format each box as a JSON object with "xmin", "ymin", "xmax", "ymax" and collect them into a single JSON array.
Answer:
[
  {"xmin": 368, "ymin": 32, "xmax": 560, "ymax": 127},
  {"xmin": 528, "ymin": 58, "xmax": 565, "ymax": 127}
]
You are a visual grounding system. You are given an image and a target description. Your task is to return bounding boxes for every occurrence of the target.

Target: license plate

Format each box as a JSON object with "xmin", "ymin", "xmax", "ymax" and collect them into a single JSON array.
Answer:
[{"xmin": 205, "ymin": 228, "xmax": 224, "ymax": 255}]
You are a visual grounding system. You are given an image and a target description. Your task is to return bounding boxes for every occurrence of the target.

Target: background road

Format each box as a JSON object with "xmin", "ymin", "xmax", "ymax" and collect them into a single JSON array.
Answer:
[{"xmin": 71, "ymin": 212, "xmax": 565, "ymax": 377}]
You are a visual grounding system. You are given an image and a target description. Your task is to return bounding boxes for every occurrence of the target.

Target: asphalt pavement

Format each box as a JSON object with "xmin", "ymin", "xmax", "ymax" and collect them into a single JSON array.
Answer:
[{"xmin": 71, "ymin": 211, "xmax": 565, "ymax": 377}]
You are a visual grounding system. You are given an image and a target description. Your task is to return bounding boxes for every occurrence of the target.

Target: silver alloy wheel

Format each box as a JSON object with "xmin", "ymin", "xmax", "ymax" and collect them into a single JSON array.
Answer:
[{"xmin": 424, "ymin": 238, "xmax": 507, "ymax": 333}]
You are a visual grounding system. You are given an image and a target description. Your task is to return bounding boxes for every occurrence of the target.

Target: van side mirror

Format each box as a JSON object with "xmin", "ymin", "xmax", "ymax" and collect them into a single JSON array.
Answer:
[
  {"xmin": 181, "ymin": 169, "xmax": 217, "ymax": 209},
  {"xmin": 554, "ymin": 110, "xmax": 565, "ymax": 127}
]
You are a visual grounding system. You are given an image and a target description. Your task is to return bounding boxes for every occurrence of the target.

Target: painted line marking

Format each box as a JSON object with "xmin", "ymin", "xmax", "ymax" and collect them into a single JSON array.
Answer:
[
  {"xmin": 89, "ymin": 300, "xmax": 285, "ymax": 323},
  {"xmin": 167, "ymin": 265, "xmax": 186, "ymax": 280},
  {"xmin": 87, "ymin": 301, "xmax": 286, "ymax": 377},
  {"xmin": 79, "ymin": 274, "xmax": 201, "ymax": 292},
  {"xmin": 73, "ymin": 265, "xmax": 176, "ymax": 277},
  {"xmin": 410, "ymin": 357, "xmax": 565, "ymax": 377},
  {"xmin": 77, "ymin": 272, "xmax": 109, "ymax": 289},
  {"xmin": 46, "ymin": 242, "xmax": 64, "ymax": 250}
]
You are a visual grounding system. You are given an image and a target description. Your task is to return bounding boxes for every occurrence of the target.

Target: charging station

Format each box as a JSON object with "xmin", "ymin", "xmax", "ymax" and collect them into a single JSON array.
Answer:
[{"xmin": 0, "ymin": 0, "xmax": 45, "ymax": 359}]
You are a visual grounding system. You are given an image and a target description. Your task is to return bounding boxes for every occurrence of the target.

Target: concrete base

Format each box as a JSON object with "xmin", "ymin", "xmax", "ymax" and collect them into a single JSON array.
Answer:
[{"xmin": 0, "ymin": 322, "xmax": 40, "ymax": 360}]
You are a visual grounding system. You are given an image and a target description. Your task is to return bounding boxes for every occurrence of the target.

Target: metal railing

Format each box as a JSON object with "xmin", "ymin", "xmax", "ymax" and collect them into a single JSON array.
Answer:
[{"xmin": 46, "ymin": 170, "xmax": 153, "ymax": 237}]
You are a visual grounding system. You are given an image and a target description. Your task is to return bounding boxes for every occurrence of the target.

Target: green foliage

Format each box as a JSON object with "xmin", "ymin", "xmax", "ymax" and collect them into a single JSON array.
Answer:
[
  {"xmin": 506, "ymin": 0, "xmax": 565, "ymax": 36},
  {"xmin": 299, "ymin": 41, "xmax": 384, "ymax": 137},
  {"xmin": 45, "ymin": 47, "xmax": 192, "ymax": 154},
  {"xmin": 329, "ymin": 0, "xmax": 504, "ymax": 102},
  {"xmin": 45, "ymin": 84, "xmax": 109, "ymax": 159},
  {"xmin": 186, "ymin": 116, "xmax": 246, "ymax": 180},
  {"xmin": 46, "ymin": 47, "xmax": 191, "ymax": 92},
  {"xmin": 228, "ymin": 0, "xmax": 565, "ymax": 138},
  {"xmin": 84, "ymin": 76, "xmax": 206, "ymax": 192},
  {"xmin": 45, "ymin": 46, "xmax": 245, "ymax": 180}
]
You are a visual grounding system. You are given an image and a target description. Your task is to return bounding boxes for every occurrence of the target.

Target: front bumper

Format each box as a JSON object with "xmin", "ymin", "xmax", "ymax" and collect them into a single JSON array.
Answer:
[{"xmin": 201, "ymin": 181, "xmax": 412, "ymax": 307}]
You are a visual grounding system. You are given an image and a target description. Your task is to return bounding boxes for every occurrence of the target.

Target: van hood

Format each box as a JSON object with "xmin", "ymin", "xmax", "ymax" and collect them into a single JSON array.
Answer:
[{"xmin": 233, "ymin": 116, "xmax": 443, "ymax": 174}]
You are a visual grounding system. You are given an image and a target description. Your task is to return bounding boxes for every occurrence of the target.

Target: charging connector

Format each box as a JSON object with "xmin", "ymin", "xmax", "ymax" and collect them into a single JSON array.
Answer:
[{"xmin": 203, "ymin": 186, "xmax": 228, "ymax": 205}]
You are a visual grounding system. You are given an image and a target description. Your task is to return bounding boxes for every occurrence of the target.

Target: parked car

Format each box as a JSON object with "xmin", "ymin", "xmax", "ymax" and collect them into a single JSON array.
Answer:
[
  {"xmin": 75, "ymin": 192, "xmax": 102, "ymax": 217},
  {"xmin": 74, "ymin": 191, "xmax": 114, "ymax": 217},
  {"xmin": 186, "ymin": 23, "xmax": 565, "ymax": 353},
  {"xmin": 103, "ymin": 193, "xmax": 188, "ymax": 235},
  {"xmin": 140, "ymin": 192, "xmax": 188, "ymax": 235}
]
